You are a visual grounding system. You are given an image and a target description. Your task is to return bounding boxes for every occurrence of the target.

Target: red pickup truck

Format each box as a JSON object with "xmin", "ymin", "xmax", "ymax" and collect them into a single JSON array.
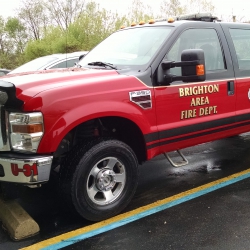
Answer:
[{"xmin": 0, "ymin": 13, "xmax": 249, "ymax": 221}]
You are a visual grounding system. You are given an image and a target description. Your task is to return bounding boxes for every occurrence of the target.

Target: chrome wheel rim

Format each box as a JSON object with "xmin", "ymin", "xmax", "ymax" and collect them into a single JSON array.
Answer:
[{"xmin": 86, "ymin": 157, "xmax": 126, "ymax": 205}]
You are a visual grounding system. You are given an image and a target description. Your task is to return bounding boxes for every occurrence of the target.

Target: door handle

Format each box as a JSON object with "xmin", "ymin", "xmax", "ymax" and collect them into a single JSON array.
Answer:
[{"xmin": 227, "ymin": 81, "xmax": 234, "ymax": 96}]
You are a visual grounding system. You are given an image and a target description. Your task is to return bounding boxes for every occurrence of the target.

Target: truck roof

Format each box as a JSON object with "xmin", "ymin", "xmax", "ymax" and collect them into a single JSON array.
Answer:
[{"xmin": 121, "ymin": 13, "xmax": 250, "ymax": 30}]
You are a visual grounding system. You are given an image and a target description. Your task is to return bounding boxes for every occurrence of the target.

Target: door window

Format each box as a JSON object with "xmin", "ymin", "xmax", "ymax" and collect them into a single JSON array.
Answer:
[
  {"xmin": 166, "ymin": 28, "xmax": 225, "ymax": 75},
  {"xmin": 229, "ymin": 28, "xmax": 250, "ymax": 70}
]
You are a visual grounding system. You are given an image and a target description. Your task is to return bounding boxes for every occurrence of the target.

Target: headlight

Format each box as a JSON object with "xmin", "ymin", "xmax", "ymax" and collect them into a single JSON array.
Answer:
[{"xmin": 9, "ymin": 112, "xmax": 44, "ymax": 152}]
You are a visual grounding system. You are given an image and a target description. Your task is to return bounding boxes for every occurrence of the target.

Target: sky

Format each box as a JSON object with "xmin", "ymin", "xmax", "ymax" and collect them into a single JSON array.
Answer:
[{"xmin": 1, "ymin": 0, "xmax": 250, "ymax": 22}]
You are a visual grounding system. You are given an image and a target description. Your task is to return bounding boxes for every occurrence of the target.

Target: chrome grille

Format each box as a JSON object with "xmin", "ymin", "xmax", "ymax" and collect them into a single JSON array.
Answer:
[
  {"xmin": 1, "ymin": 107, "xmax": 7, "ymax": 144},
  {"xmin": 0, "ymin": 164, "xmax": 4, "ymax": 177},
  {"xmin": 0, "ymin": 106, "xmax": 10, "ymax": 151}
]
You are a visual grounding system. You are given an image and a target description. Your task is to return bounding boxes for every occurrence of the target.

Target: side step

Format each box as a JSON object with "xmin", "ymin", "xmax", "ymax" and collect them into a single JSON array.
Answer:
[{"xmin": 164, "ymin": 150, "xmax": 188, "ymax": 167}]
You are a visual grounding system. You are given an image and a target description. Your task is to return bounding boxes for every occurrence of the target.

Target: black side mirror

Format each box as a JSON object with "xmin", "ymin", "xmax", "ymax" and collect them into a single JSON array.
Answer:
[
  {"xmin": 158, "ymin": 49, "xmax": 206, "ymax": 85},
  {"xmin": 181, "ymin": 49, "xmax": 205, "ymax": 82}
]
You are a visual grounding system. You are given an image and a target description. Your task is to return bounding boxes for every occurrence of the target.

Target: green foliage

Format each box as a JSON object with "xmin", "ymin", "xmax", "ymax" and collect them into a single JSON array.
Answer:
[
  {"xmin": 128, "ymin": 0, "xmax": 154, "ymax": 23},
  {"xmin": 18, "ymin": 0, "xmax": 47, "ymax": 40},
  {"xmin": 5, "ymin": 17, "xmax": 27, "ymax": 54},
  {"xmin": 24, "ymin": 41, "xmax": 52, "ymax": 61},
  {"xmin": 0, "ymin": 0, "xmax": 217, "ymax": 69},
  {"xmin": 0, "ymin": 16, "xmax": 28, "ymax": 69},
  {"xmin": 185, "ymin": 0, "xmax": 215, "ymax": 14},
  {"xmin": 24, "ymin": 1, "xmax": 126, "ymax": 61},
  {"xmin": 160, "ymin": 0, "xmax": 186, "ymax": 17}
]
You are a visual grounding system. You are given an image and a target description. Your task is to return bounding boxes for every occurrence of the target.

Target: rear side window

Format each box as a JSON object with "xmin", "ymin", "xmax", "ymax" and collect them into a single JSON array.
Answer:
[
  {"xmin": 166, "ymin": 28, "xmax": 225, "ymax": 75},
  {"xmin": 229, "ymin": 28, "xmax": 250, "ymax": 70}
]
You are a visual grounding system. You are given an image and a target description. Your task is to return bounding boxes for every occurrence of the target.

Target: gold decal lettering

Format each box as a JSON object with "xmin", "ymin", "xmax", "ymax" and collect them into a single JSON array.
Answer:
[
  {"xmin": 180, "ymin": 109, "xmax": 197, "ymax": 119},
  {"xmin": 190, "ymin": 96, "xmax": 209, "ymax": 107},
  {"xmin": 190, "ymin": 98, "xmax": 196, "ymax": 107},
  {"xmin": 214, "ymin": 84, "xmax": 219, "ymax": 92},
  {"xmin": 203, "ymin": 85, "xmax": 208, "ymax": 93},
  {"xmin": 179, "ymin": 88, "xmax": 184, "ymax": 97},
  {"xmin": 179, "ymin": 84, "xmax": 220, "ymax": 97},
  {"xmin": 199, "ymin": 106, "xmax": 217, "ymax": 116},
  {"xmin": 208, "ymin": 85, "xmax": 214, "ymax": 93},
  {"xmin": 185, "ymin": 88, "xmax": 190, "ymax": 96},
  {"xmin": 193, "ymin": 86, "xmax": 198, "ymax": 95},
  {"xmin": 197, "ymin": 86, "xmax": 203, "ymax": 95}
]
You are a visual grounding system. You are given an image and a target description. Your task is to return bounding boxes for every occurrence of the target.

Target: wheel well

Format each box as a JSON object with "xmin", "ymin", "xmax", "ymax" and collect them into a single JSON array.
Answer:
[{"xmin": 54, "ymin": 117, "xmax": 147, "ymax": 165}]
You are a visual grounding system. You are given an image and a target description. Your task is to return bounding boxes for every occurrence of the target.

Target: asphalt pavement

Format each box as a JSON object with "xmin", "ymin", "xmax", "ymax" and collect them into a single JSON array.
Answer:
[{"xmin": 1, "ymin": 133, "xmax": 250, "ymax": 249}]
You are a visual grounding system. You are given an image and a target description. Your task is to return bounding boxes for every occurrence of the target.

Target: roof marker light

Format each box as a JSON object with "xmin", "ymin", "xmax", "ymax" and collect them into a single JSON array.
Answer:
[
  {"xmin": 139, "ymin": 21, "xmax": 145, "ymax": 25},
  {"xmin": 148, "ymin": 19, "xmax": 155, "ymax": 24},
  {"xmin": 168, "ymin": 17, "xmax": 175, "ymax": 23}
]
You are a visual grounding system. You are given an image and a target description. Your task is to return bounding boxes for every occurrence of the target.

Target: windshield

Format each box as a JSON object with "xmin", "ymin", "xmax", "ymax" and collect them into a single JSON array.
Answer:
[
  {"xmin": 79, "ymin": 26, "xmax": 173, "ymax": 69},
  {"xmin": 9, "ymin": 56, "xmax": 59, "ymax": 74}
]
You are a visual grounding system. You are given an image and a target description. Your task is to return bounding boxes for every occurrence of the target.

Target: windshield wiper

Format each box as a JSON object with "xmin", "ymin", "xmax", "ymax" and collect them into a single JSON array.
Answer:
[
  {"xmin": 88, "ymin": 61, "xmax": 117, "ymax": 70},
  {"xmin": 75, "ymin": 62, "xmax": 82, "ymax": 68}
]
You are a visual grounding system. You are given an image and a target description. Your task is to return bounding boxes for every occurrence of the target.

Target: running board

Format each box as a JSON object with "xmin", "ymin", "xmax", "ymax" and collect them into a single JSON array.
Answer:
[{"xmin": 164, "ymin": 150, "xmax": 188, "ymax": 168}]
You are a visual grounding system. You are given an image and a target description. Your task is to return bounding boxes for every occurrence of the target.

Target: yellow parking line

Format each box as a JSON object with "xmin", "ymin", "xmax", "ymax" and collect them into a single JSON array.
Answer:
[{"xmin": 21, "ymin": 168, "xmax": 250, "ymax": 250}]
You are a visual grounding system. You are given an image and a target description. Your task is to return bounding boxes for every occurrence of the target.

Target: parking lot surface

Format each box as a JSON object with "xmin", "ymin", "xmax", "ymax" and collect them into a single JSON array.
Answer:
[{"xmin": 1, "ymin": 133, "xmax": 250, "ymax": 249}]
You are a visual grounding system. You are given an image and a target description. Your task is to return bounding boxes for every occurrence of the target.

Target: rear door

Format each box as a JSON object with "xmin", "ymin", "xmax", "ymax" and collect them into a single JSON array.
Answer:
[
  {"xmin": 153, "ymin": 22, "xmax": 236, "ymax": 153},
  {"xmin": 222, "ymin": 24, "xmax": 250, "ymax": 135}
]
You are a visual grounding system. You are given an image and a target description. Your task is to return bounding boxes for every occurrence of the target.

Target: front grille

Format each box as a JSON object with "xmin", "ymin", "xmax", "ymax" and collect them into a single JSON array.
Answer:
[
  {"xmin": 0, "ymin": 164, "xmax": 5, "ymax": 177},
  {"xmin": 0, "ymin": 107, "xmax": 7, "ymax": 144}
]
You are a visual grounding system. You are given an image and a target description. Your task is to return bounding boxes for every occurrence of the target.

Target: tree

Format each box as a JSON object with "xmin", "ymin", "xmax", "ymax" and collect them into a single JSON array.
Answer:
[
  {"xmin": 0, "ymin": 16, "xmax": 25, "ymax": 69},
  {"xmin": 44, "ymin": 0, "xmax": 86, "ymax": 31},
  {"xmin": 17, "ymin": 0, "xmax": 48, "ymax": 40},
  {"xmin": 0, "ymin": 16, "xmax": 6, "ymax": 55},
  {"xmin": 160, "ymin": 0, "xmax": 186, "ymax": 17},
  {"xmin": 5, "ymin": 17, "xmax": 27, "ymax": 54},
  {"xmin": 185, "ymin": 0, "xmax": 215, "ymax": 14},
  {"xmin": 127, "ymin": 0, "xmax": 154, "ymax": 24},
  {"xmin": 23, "ymin": 1, "xmax": 122, "ymax": 60}
]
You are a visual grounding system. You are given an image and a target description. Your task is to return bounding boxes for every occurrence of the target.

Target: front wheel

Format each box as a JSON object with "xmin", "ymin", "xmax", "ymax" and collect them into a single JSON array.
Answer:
[{"xmin": 59, "ymin": 139, "xmax": 138, "ymax": 221}]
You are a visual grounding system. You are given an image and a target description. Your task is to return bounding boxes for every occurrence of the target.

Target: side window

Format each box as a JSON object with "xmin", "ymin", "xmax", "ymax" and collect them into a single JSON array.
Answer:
[
  {"xmin": 166, "ymin": 28, "xmax": 225, "ymax": 75},
  {"xmin": 50, "ymin": 58, "xmax": 78, "ymax": 69},
  {"xmin": 229, "ymin": 28, "xmax": 250, "ymax": 70}
]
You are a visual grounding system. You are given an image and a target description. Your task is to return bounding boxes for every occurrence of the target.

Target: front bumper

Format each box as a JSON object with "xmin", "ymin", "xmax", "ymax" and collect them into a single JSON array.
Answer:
[{"xmin": 0, "ymin": 153, "xmax": 53, "ymax": 185}]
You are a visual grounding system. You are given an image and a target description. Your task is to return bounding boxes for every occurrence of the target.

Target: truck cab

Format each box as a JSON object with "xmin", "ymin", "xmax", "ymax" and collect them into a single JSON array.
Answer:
[{"xmin": 0, "ymin": 13, "xmax": 250, "ymax": 221}]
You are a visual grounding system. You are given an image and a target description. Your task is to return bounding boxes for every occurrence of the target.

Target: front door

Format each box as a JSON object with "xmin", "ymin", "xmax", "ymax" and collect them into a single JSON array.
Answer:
[{"xmin": 154, "ymin": 26, "xmax": 236, "ymax": 154}]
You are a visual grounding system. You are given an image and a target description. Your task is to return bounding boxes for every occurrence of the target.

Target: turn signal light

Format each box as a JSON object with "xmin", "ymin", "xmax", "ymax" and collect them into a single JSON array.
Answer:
[
  {"xmin": 12, "ymin": 124, "xmax": 43, "ymax": 133},
  {"xmin": 196, "ymin": 65, "xmax": 205, "ymax": 75}
]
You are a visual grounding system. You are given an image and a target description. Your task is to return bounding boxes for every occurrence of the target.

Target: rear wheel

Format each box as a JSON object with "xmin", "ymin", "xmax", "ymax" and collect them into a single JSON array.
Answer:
[{"xmin": 59, "ymin": 139, "xmax": 138, "ymax": 221}]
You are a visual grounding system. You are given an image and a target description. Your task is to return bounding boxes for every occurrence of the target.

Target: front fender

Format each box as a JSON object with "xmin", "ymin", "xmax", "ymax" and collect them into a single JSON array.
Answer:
[{"xmin": 37, "ymin": 100, "xmax": 157, "ymax": 153}]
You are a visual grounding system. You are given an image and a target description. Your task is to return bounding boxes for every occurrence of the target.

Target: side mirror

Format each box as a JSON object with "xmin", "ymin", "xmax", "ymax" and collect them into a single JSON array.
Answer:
[
  {"xmin": 158, "ymin": 49, "xmax": 206, "ymax": 85},
  {"xmin": 181, "ymin": 49, "xmax": 205, "ymax": 82}
]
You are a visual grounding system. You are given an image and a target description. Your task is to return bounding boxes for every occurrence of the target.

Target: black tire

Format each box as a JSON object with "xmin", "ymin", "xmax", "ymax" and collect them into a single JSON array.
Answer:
[{"xmin": 59, "ymin": 138, "xmax": 138, "ymax": 221}]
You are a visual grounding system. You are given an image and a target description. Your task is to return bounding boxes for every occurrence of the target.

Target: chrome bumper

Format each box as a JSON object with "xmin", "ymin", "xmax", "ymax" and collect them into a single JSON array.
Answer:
[{"xmin": 0, "ymin": 154, "xmax": 53, "ymax": 185}]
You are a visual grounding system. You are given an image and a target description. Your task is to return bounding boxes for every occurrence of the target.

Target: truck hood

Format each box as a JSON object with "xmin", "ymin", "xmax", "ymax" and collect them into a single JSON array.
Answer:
[{"xmin": 1, "ymin": 68, "xmax": 119, "ymax": 102}]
